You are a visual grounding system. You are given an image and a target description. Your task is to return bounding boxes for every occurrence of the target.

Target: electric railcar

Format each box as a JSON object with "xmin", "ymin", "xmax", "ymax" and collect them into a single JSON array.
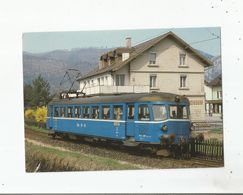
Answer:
[{"xmin": 46, "ymin": 93, "xmax": 192, "ymax": 151}]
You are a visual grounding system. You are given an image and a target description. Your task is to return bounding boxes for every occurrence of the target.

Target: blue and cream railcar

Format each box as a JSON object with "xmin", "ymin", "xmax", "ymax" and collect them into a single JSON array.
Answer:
[{"xmin": 46, "ymin": 93, "xmax": 191, "ymax": 146}]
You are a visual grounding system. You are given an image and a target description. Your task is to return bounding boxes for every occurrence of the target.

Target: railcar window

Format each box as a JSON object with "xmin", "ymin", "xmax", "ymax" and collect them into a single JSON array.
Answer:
[
  {"xmin": 113, "ymin": 105, "xmax": 123, "ymax": 120},
  {"xmin": 170, "ymin": 105, "xmax": 188, "ymax": 119},
  {"xmin": 127, "ymin": 105, "xmax": 134, "ymax": 120},
  {"xmin": 152, "ymin": 105, "xmax": 167, "ymax": 120},
  {"xmin": 101, "ymin": 106, "xmax": 110, "ymax": 119},
  {"xmin": 60, "ymin": 107, "xmax": 66, "ymax": 117},
  {"xmin": 67, "ymin": 107, "xmax": 73, "ymax": 118},
  {"xmin": 92, "ymin": 106, "xmax": 100, "ymax": 119},
  {"xmin": 138, "ymin": 105, "xmax": 150, "ymax": 120},
  {"xmin": 74, "ymin": 106, "xmax": 80, "ymax": 118},
  {"xmin": 54, "ymin": 107, "xmax": 59, "ymax": 117},
  {"xmin": 83, "ymin": 106, "xmax": 90, "ymax": 118}
]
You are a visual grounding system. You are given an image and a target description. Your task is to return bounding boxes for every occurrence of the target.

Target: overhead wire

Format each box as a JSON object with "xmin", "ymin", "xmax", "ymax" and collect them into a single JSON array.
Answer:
[{"xmin": 189, "ymin": 37, "xmax": 219, "ymax": 45}]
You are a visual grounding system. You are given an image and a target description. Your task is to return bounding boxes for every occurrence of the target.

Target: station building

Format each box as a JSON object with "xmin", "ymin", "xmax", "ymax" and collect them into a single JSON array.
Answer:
[{"xmin": 77, "ymin": 31, "xmax": 212, "ymax": 121}]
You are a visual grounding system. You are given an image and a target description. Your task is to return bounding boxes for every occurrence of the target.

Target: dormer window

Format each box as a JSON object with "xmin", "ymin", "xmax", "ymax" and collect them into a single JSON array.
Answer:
[
  {"xmin": 122, "ymin": 53, "xmax": 130, "ymax": 61},
  {"xmin": 149, "ymin": 52, "xmax": 156, "ymax": 65}
]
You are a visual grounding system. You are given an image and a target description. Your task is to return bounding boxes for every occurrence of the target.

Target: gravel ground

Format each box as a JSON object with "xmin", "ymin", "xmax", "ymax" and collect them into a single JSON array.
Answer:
[{"xmin": 25, "ymin": 127, "xmax": 221, "ymax": 170}]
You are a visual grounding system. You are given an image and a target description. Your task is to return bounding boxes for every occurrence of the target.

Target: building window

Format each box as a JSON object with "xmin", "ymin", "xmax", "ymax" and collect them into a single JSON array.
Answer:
[
  {"xmin": 122, "ymin": 53, "xmax": 130, "ymax": 61},
  {"xmin": 149, "ymin": 52, "xmax": 156, "ymax": 64},
  {"xmin": 101, "ymin": 77, "xmax": 104, "ymax": 86},
  {"xmin": 105, "ymin": 76, "xmax": 108, "ymax": 85},
  {"xmin": 97, "ymin": 78, "xmax": 100, "ymax": 86},
  {"xmin": 150, "ymin": 75, "xmax": 157, "ymax": 88},
  {"xmin": 115, "ymin": 74, "xmax": 125, "ymax": 86},
  {"xmin": 179, "ymin": 53, "xmax": 186, "ymax": 65},
  {"xmin": 217, "ymin": 91, "xmax": 222, "ymax": 99},
  {"xmin": 180, "ymin": 75, "xmax": 187, "ymax": 88}
]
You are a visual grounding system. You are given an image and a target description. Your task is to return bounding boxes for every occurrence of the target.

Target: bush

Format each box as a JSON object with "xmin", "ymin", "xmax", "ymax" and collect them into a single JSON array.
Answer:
[
  {"xmin": 35, "ymin": 106, "xmax": 47, "ymax": 124},
  {"xmin": 24, "ymin": 108, "xmax": 35, "ymax": 122},
  {"xmin": 25, "ymin": 107, "xmax": 47, "ymax": 128}
]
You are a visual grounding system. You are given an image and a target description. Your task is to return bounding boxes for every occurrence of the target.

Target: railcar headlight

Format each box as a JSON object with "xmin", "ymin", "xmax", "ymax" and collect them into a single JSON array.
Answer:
[{"xmin": 161, "ymin": 124, "xmax": 168, "ymax": 131}]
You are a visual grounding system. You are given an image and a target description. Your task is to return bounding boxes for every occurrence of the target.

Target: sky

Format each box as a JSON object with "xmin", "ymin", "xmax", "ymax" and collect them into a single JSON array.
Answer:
[{"xmin": 23, "ymin": 27, "xmax": 221, "ymax": 56}]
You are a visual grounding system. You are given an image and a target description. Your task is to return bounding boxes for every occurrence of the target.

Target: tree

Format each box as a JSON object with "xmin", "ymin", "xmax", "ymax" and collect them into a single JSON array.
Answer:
[
  {"xmin": 24, "ymin": 74, "xmax": 53, "ymax": 108},
  {"xmin": 30, "ymin": 74, "xmax": 52, "ymax": 107},
  {"xmin": 24, "ymin": 84, "xmax": 33, "ymax": 107}
]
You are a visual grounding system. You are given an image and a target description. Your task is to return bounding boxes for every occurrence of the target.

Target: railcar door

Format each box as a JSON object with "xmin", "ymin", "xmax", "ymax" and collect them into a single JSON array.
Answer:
[
  {"xmin": 134, "ymin": 103, "xmax": 152, "ymax": 142},
  {"xmin": 125, "ymin": 104, "xmax": 135, "ymax": 137}
]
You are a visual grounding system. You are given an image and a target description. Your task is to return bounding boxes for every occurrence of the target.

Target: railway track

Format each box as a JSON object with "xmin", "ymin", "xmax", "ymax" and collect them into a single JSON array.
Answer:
[{"xmin": 25, "ymin": 127, "xmax": 224, "ymax": 169}]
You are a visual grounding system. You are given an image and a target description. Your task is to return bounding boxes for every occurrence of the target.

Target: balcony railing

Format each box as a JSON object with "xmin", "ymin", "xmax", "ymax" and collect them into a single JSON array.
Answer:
[{"xmin": 79, "ymin": 85, "xmax": 150, "ymax": 95}]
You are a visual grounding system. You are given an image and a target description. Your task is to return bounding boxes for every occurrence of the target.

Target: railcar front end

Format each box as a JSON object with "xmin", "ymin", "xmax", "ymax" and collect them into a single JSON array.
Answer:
[{"xmin": 126, "ymin": 101, "xmax": 191, "ymax": 146}]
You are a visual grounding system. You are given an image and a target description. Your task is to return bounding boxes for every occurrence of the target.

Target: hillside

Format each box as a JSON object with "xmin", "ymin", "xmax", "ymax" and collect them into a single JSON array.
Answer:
[
  {"xmin": 23, "ymin": 48, "xmax": 110, "ymax": 93},
  {"xmin": 205, "ymin": 55, "xmax": 221, "ymax": 83}
]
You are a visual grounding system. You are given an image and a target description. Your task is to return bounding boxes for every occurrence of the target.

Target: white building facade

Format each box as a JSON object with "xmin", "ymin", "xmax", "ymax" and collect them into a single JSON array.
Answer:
[
  {"xmin": 205, "ymin": 75, "xmax": 222, "ymax": 116},
  {"xmin": 77, "ymin": 32, "xmax": 212, "ymax": 121}
]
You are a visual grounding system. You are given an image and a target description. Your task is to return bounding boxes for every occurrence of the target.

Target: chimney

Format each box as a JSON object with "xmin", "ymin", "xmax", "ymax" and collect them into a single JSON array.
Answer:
[{"xmin": 126, "ymin": 37, "xmax": 131, "ymax": 48}]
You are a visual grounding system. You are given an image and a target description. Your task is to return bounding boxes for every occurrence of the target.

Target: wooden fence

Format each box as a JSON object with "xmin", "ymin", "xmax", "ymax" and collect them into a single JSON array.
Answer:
[{"xmin": 181, "ymin": 138, "xmax": 224, "ymax": 161}]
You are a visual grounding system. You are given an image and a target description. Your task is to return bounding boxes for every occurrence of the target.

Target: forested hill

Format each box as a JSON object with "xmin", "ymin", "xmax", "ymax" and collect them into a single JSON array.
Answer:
[
  {"xmin": 23, "ymin": 48, "xmax": 110, "ymax": 93},
  {"xmin": 205, "ymin": 55, "xmax": 222, "ymax": 83}
]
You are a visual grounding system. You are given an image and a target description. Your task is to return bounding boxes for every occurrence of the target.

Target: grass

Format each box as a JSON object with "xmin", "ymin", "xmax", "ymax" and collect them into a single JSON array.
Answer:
[
  {"xmin": 25, "ymin": 123, "xmax": 49, "ymax": 134},
  {"xmin": 25, "ymin": 141, "xmax": 142, "ymax": 172}
]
